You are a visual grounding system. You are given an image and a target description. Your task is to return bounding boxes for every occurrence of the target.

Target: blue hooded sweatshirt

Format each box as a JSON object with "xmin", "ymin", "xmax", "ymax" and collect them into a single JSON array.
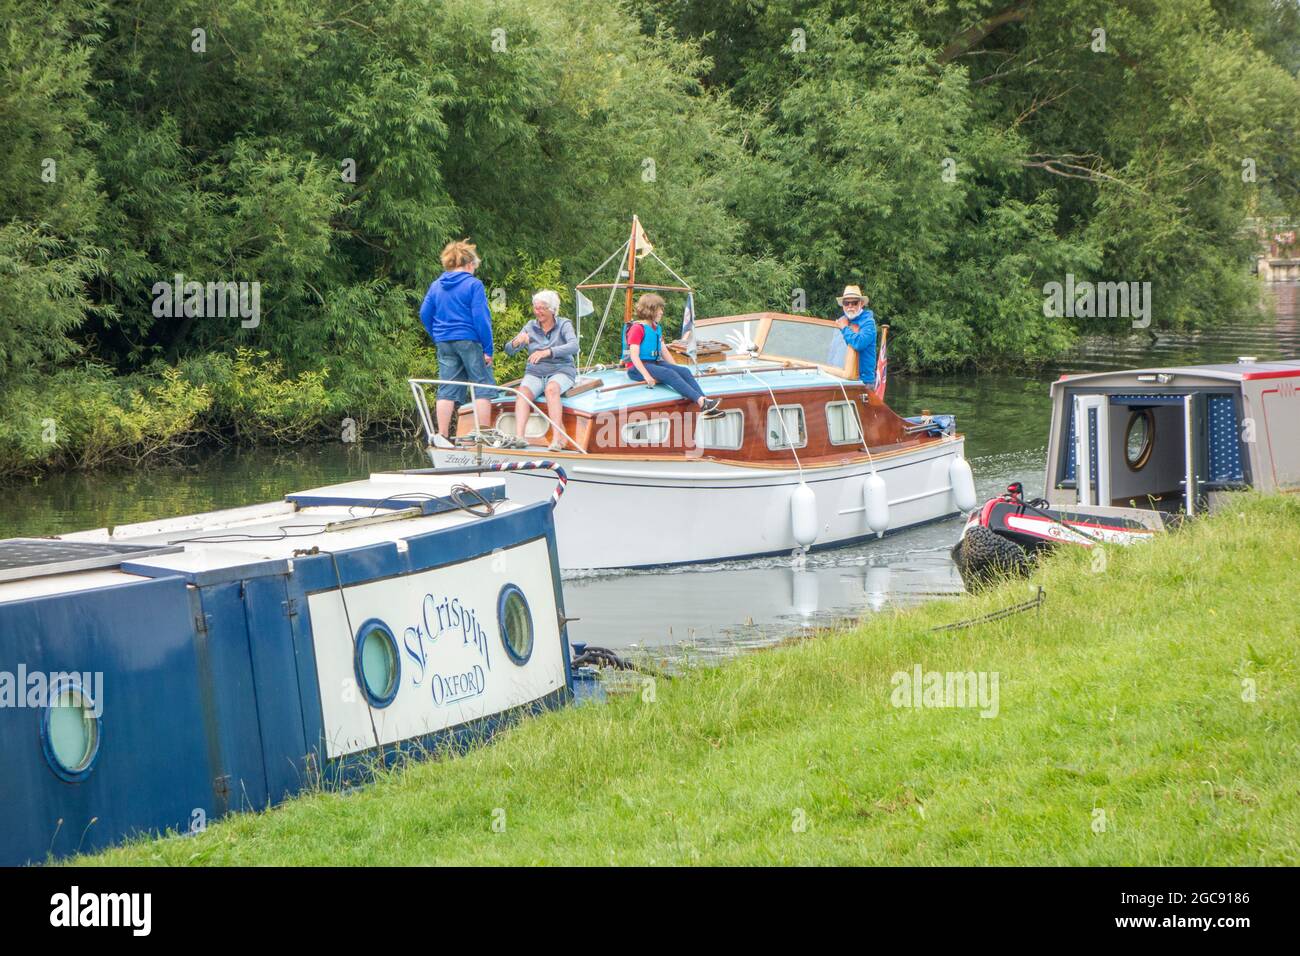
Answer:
[
  {"xmin": 826, "ymin": 310, "xmax": 877, "ymax": 384},
  {"xmin": 419, "ymin": 270, "xmax": 494, "ymax": 355}
]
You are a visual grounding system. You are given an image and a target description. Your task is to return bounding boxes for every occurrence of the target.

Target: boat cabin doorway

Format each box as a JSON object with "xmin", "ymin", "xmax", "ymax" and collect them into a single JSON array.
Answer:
[{"xmin": 1066, "ymin": 390, "xmax": 1245, "ymax": 516}]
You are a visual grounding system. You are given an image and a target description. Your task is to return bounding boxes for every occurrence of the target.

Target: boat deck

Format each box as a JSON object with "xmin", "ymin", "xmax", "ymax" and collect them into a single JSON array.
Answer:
[
  {"xmin": 0, "ymin": 473, "xmax": 514, "ymax": 603},
  {"xmin": 491, "ymin": 358, "xmax": 863, "ymax": 416}
]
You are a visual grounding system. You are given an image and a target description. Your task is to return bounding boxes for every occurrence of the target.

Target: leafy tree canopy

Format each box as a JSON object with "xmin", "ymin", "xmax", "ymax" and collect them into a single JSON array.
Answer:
[{"xmin": 2, "ymin": 0, "xmax": 1296, "ymax": 417}]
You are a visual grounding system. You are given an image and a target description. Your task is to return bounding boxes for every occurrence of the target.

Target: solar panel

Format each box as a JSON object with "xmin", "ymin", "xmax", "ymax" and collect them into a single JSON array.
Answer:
[{"xmin": 0, "ymin": 539, "xmax": 183, "ymax": 584}]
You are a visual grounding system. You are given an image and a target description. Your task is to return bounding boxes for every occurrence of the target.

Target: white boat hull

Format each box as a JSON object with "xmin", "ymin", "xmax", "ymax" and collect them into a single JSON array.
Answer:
[{"xmin": 430, "ymin": 437, "xmax": 968, "ymax": 569}]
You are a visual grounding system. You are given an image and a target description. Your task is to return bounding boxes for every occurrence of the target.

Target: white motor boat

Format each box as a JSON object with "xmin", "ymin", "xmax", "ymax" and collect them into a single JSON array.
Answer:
[{"xmin": 414, "ymin": 218, "xmax": 977, "ymax": 570}]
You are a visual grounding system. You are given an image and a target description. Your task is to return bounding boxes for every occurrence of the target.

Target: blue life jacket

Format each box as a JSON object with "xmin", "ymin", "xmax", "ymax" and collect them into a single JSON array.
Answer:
[{"xmin": 622, "ymin": 321, "xmax": 662, "ymax": 362}]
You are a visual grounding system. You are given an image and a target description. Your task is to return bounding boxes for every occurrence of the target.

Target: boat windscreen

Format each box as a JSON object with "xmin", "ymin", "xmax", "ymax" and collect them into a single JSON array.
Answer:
[
  {"xmin": 763, "ymin": 319, "xmax": 843, "ymax": 366},
  {"xmin": 697, "ymin": 319, "xmax": 763, "ymax": 353}
]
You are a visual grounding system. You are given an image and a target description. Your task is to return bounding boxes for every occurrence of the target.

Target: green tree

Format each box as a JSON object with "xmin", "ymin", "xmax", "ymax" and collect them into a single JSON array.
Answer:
[{"xmin": 0, "ymin": 0, "xmax": 104, "ymax": 381}]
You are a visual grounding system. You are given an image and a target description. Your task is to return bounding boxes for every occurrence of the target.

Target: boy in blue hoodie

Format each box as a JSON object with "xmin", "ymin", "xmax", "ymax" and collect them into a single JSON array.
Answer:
[{"xmin": 419, "ymin": 240, "xmax": 496, "ymax": 439}]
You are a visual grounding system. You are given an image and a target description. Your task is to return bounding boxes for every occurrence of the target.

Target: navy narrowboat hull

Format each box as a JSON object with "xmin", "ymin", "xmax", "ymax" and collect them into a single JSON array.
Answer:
[{"xmin": 0, "ymin": 485, "xmax": 572, "ymax": 865}]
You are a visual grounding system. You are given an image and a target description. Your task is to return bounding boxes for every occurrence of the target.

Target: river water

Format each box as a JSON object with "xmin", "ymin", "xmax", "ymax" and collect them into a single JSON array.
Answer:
[{"xmin": 5, "ymin": 287, "xmax": 1297, "ymax": 665}]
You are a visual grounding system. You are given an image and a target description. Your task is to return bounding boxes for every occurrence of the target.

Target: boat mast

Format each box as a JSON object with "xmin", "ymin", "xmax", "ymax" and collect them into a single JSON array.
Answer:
[
  {"xmin": 576, "ymin": 215, "xmax": 692, "ymax": 368},
  {"xmin": 623, "ymin": 214, "xmax": 639, "ymax": 327}
]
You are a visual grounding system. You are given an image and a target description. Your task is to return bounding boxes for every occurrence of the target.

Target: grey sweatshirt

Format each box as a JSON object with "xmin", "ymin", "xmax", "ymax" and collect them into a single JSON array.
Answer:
[{"xmin": 504, "ymin": 316, "xmax": 579, "ymax": 378}]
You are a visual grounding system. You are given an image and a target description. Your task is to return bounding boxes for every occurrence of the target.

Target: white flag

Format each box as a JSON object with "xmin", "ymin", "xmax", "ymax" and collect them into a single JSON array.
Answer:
[
  {"xmin": 575, "ymin": 289, "xmax": 594, "ymax": 318},
  {"xmin": 683, "ymin": 293, "xmax": 696, "ymax": 360},
  {"xmin": 632, "ymin": 218, "xmax": 654, "ymax": 259}
]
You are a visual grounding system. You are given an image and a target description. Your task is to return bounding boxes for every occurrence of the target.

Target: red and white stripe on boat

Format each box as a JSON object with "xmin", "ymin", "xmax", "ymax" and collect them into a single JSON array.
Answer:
[
  {"xmin": 487, "ymin": 460, "xmax": 569, "ymax": 507},
  {"xmin": 1002, "ymin": 512, "xmax": 1155, "ymax": 547}
]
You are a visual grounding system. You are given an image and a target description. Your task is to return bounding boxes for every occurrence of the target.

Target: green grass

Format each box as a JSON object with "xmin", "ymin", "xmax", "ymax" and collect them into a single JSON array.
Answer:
[{"xmin": 86, "ymin": 495, "xmax": 1300, "ymax": 865}]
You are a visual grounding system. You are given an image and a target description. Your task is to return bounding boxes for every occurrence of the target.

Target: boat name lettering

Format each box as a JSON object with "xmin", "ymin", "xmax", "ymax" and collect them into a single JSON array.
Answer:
[
  {"xmin": 403, "ymin": 592, "xmax": 492, "ymax": 686},
  {"xmin": 431, "ymin": 665, "xmax": 486, "ymax": 707}
]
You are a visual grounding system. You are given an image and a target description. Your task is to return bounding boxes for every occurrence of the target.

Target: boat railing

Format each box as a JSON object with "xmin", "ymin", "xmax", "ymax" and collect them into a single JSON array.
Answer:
[{"xmin": 407, "ymin": 379, "xmax": 588, "ymax": 453}]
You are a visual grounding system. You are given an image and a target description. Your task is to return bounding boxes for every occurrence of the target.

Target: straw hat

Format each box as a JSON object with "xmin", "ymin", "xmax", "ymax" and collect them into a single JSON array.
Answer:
[{"xmin": 836, "ymin": 284, "xmax": 869, "ymax": 306}]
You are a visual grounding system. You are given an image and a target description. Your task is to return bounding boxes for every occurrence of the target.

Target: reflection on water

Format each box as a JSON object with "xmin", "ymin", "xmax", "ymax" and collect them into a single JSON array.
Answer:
[
  {"xmin": 3, "ymin": 442, "xmax": 423, "ymax": 538},
  {"xmin": 564, "ymin": 540, "xmax": 965, "ymax": 663},
  {"xmin": 3, "ymin": 295, "xmax": 1298, "ymax": 665},
  {"xmin": 563, "ymin": 443, "xmax": 1037, "ymax": 662}
]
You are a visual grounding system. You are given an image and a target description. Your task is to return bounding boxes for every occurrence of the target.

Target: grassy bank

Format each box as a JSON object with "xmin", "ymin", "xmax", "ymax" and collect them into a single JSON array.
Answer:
[{"xmin": 88, "ymin": 495, "xmax": 1300, "ymax": 865}]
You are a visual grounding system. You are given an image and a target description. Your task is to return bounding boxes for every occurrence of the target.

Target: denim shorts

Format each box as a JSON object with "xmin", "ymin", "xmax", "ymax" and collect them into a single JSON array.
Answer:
[
  {"xmin": 435, "ymin": 340, "xmax": 495, "ymax": 403},
  {"xmin": 520, "ymin": 371, "xmax": 575, "ymax": 398}
]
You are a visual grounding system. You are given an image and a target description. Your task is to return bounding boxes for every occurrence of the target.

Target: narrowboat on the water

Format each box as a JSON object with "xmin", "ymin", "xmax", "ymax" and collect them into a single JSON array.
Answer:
[
  {"xmin": 953, "ymin": 357, "xmax": 1300, "ymax": 586},
  {"xmin": 0, "ymin": 467, "xmax": 573, "ymax": 865}
]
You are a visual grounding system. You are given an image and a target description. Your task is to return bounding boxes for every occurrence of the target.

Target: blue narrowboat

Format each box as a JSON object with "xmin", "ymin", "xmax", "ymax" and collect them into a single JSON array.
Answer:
[
  {"xmin": 0, "ymin": 467, "xmax": 573, "ymax": 865},
  {"xmin": 952, "ymin": 358, "xmax": 1300, "ymax": 586}
]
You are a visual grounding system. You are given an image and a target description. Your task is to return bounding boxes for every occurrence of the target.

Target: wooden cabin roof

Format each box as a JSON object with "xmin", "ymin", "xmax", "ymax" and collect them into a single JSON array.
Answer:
[
  {"xmin": 488, "ymin": 310, "xmax": 873, "ymax": 416},
  {"xmin": 490, "ymin": 359, "xmax": 858, "ymax": 416}
]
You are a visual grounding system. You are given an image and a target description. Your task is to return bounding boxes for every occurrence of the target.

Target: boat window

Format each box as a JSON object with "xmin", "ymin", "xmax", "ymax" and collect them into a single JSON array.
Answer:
[
  {"xmin": 42, "ymin": 681, "xmax": 100, "ymax": 781},
  {"xmin": 1124, "ymin": 409, "xmax": 1155, "ymax": 470},
  {"xmin": 695, "ymin": 409, "xmax": 744, "ymax": 450},
  {"xmin": 354, "ymin": 620, "xmax": 400, "ymax": 707},
  {"xmin": 767, "ymin": 405, "xmax": 807, "ymax": 450},
  {"xmin": 763, "ymin": 319, "xmax": 841, "ymax": 366},
  {"xmin": 498, "ymin": 585, "xmax": 534, "ymax": 665},
  {"xmin": 622, "ymin": 416, "xmax": 671, "ymax": 446},
  {"xmin": 826, "ymin": 401, "xmax": 863, "ymax": 445},
  {"xmin": 496, "ymin": 412, "xmax": 550, "ymax": 439}
]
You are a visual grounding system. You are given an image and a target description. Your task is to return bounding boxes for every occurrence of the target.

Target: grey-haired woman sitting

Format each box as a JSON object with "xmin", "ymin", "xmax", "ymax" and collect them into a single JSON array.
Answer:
[{"xmin": 503, "ymin": 289, "xmax": 579, "ymax": 450}]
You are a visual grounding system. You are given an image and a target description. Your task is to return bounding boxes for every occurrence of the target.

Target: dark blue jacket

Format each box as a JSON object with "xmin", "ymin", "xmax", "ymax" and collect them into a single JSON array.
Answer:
[{"xmin": 419, "ymin": 270, "xmax": 494, "ymax": 355}]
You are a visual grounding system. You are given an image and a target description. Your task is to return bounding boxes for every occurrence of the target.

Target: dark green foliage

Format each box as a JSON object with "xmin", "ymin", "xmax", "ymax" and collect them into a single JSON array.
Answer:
[
  {"xmin": 637, "ymin": 0, "xmax": 1300, "ymax": 362},
  {"xmin": 0, "ymin": 1, "xmax": 105, "ymax": 380},
  {"xmin": 2, "ymin": 0, "xmax": 1296, "ymax": 474}
]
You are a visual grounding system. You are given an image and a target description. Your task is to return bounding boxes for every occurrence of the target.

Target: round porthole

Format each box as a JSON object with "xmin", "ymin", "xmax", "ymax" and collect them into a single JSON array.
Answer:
[
  {"xmin": 354, "ymin": 619, "xmax": 400, "ymax": 707},
  {"xmin": 1125, "ymin": 409, "xmax": 1155, "ymax": 471},
  {"xmin": 498, "ymin": 585, "xmax": 534, "ymax": 665},
  {"xmin": 42, "ymin": 681, "xmax": 100, "ymax": 782}
]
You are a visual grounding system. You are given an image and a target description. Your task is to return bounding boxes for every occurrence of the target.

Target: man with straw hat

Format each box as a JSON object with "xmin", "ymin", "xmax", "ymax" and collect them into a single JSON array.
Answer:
[{"xmin": 827, "ymin": 284, "xmax": 877, "ymax": 385}]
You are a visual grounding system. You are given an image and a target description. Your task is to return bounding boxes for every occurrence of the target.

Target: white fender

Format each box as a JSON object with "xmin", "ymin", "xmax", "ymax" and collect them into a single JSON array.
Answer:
[
  {"xmin": 950, "ymin": 456, "xmax": 977, "ymax": 512},
  {"xmin": 863, "ymin": 472, "xmax": 890, "ymax": 536},
  {"xmin": 790, "ymin": 482, "xmax": 818, "ymax": 547}
]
